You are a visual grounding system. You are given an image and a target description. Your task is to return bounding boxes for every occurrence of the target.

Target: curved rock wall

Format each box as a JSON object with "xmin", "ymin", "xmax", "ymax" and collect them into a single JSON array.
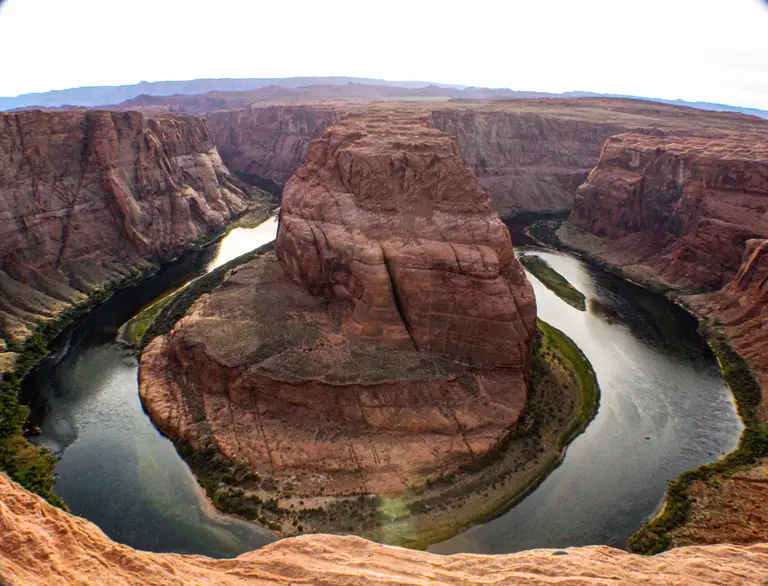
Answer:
[
  {"xmin": 569, "ymin": 132, "xmax": 768, "ymax": 291},
  {"xmin": 206, "ymin": 106, "xmax": 342, "ymax": 186},
  {"xmin": 0, "ymin": 110, "xmax": 268, "ymax": 345},
  {"xmin": 139, "ymin": 112, "xmax": 536, "ymax": 495}
]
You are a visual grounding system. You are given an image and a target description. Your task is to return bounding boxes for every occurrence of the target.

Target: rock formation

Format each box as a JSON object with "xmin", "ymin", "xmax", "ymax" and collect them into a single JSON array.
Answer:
[
  {"xmin": 139, "ymin": 112, "xmax": 536, "ymax": 496},
  {"xmin": 562, "ymin": 132, "xmax": 768, "ymax": 406},
  {"xmin": 0, "ymin": 109, "xmax": 271, "ymax": 347},
  {"xmin": 1, "ymin": 473, "xmax": 767, "ymax": 586},
  {"xmin": 567, "ymin": 132, "xmax": 768, "ymax": 290},
  {"xmin": 206, "ymin": 106, "xmax": 342, "ymax": 186}
]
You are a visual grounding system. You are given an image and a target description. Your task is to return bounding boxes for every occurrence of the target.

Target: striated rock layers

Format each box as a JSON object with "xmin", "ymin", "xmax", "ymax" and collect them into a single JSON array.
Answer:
[
  {"xmin": 562, "ymin": 132, "xmax": 768, "ymax": 414},
  {"xmin": 2, "ymin": 473, "xmax": 768, "ymax": 586},
  {"xmin": 206, "ymin": 106, "xmax": 342, "ymax": 186},
  {"xmin": 0, "ymin": 109, "xmax": 269, "ymax": 348},
  {"xmin": 139, "ymin": 112, "xmax": 536, "ymax": 495},
  {"xmin": 567, "ymin": 132, "xmax": 768, "ymax": 290}
]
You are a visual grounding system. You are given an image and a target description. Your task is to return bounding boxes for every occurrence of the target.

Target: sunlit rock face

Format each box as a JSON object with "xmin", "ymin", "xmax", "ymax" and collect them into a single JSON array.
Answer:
[
  {"xmin": 2, "ymin": 473, "xmax": 768, "ymax": 586},
  {"xmin": 139, "ymin": 112, "xmax": 536, "ymax": 496},
  {"xmin": 0, "ymin": 109, "xmax": 268, "ymax": 344}
]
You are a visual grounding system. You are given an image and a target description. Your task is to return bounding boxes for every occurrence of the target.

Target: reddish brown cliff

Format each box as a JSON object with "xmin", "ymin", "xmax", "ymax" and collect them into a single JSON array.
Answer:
[
  {"xmin": 567, "ymin": 132, "xmax": 768, "ymax": 291},
  {"xmin": 0, "ymin": 109, "xmax": 270, "ymax": 348},
  {"xmin": 205, "ymin": 106, "xmax": 342, "ymax": 186},
  {"xmin": 3, "ymin": 473, "xmax": 767, "ymax": 586},
  {"xmin": 139, "ymin": 112, "xmax": 536, "ymax": 498}
]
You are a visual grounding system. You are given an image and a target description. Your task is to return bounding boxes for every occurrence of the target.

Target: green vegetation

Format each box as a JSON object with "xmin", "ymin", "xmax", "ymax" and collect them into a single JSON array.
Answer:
[
  {"xmin": 537, "ymin": 319, "xmax": 600, "ymax": 448},
  {"xmin": 0, "ymin": 267, "xmax": 154, "ymax": 508},
  {"xmin": 628, "ymin": 326, "xmax": 768, "ymax": 555},
  {"xmin": 136, "ymin": 242, "xmax": 275, "ymax": 350},
  {"xmin": 520, "ymin": 254, "xmax": 587, "ymax": 311}
]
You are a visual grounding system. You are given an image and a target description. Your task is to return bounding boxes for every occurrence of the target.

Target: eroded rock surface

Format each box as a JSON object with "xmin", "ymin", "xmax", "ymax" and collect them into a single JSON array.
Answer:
[
  {"xmin": 0, "ymin": 110, "xmax": 270, "ymax": 344},
  {"xmin": 2, "ymin": 473, "xmax": 767, "ymax": 586},
  {"xmin": 139, "ymin": 113, "xmax": 536, "ymax": 495},
  {"xmin": 568, "ymin": 132, "xmax": 768, "ymax": 290}
]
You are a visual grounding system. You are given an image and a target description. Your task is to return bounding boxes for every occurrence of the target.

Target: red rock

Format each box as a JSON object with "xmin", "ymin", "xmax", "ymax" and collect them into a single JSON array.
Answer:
[
  {"xmin": 0, "ymin": 109, "xmax": 270, "ymax": 344},
  {"xmin": 139, "ymin": 112, "xmax": 536, "ymax": 495}
]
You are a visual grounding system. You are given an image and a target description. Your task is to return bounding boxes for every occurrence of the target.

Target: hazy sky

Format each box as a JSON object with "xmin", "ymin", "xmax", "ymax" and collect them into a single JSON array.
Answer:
[{"xmin": 1, "ymin": 0, "xmax": 767, "ymax": 109}]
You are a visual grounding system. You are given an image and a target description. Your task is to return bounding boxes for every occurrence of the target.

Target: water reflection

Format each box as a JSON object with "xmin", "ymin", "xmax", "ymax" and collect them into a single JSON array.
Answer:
[
  {"xmin": 21, "ymin": 216, "xmax": 279, "ymax": 557},
  {"xmin": 428, "ymin": 248, "xmax": 742, "ymax": 554}
]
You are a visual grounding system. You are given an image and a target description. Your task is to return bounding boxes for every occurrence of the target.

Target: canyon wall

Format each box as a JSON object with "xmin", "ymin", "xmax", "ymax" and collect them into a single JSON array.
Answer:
[
  {"xmin": 560, "ymin": 129, "xmax": 768, "ymax": 437},
  {"xmin": 2, "ymin": 472, "xmax": 767, "ymax": 586},
  {"xmin": 0, "ymin": 109, "xmax": 271, "ymax": 350},
  {"xmin": 568, "ymin": 132, "xmax": 768, "ymax": 290},
  {"xmin": 205, "ymin": 106, "xmax": 342, "ymax": 186},
  {"xmin": 429, "ymin": 108, "xmax": 627, "ymax": 216},
  {"xmin": 139, "ymin": 112, "xmax": 536, "ymax": 497}
]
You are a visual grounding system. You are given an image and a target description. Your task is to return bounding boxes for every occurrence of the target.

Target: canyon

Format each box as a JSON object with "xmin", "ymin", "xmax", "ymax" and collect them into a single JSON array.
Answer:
[
  {"xmin": 0, "ymin": 110, "xmax": 273, "ymax": 355},
  {"xmin": 557, "ymin": 130, "xmax": 768, "ymax": 549},
  {"xmin": 138, "ymin": 112, "xmax": 537, "ymax": 502},
  {"xmin": 1, "ymin": 87, "xmax": 767, "ymax": 583}
]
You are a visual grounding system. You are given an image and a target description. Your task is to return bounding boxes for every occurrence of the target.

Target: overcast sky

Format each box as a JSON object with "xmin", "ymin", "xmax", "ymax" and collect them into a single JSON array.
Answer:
[{"xmin": 1, "ymin": 0, "xmax": 767, "ymax": 109}]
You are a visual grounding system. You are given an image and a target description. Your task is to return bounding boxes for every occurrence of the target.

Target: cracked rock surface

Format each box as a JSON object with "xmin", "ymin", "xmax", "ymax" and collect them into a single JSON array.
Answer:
[
  {"xmin": 139, "ymin": 112, "xmax": 536, "ymax": 494},
  {"xmin": 0, "ymin": 109, "xmax": 268, "ymax": 345}
]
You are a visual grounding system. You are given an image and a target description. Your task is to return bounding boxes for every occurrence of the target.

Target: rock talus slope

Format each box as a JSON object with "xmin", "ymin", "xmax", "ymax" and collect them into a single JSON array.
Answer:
[
  {"xmin": 2, "ymin": 473, "xmax": 768, "ymax": 586},
  {"xmin": 139, "ymin": 112, "xmax": 536, "ymax": 495},
  {"xmin": 0, "ymin": 109, "xmax": 269, "ymax": 348}
]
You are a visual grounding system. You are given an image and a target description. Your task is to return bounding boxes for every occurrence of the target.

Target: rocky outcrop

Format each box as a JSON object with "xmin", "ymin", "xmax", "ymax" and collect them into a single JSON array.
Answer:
[
  {"xmin": 2, "ymin": 473, "xmax": 768, "ymax": 586},
  {"xmin": 429, "ymin": 108, "xmax": 627, "ymax": 217},
  {"xmin": 0, "ymin": 109, "xmax": 271, "ymax": 345},
  {"xmin": 206, "ymin": 106, "xmax": 342, "ymax": 186},
  {"xmin": 568, "ymin": 132, "xmax": 768, "ymax": 291},
  {"xmin": 139, "ymin": 112, "xmax": 536, "ymax": 496}
]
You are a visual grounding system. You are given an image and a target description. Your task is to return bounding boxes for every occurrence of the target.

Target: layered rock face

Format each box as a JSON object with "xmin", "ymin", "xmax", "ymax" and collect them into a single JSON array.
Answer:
[
  {"xmin": 2, "ymin": 474, "xmax": 768, "ymax": 586},
  {"xmin": 430, "ymin": 108, "xmax": 627, "ymax": 217},
  {"xmin": 561, "ymin": 129, "xmax": 768, "ymax": 431},
  {"xmin": 139, "ymin": 113, "xmax": 536, "ymax": 495},
  {"xmin": 0, "ymin": 109, "xmax": 267, "ymax": 347},
  {"xmin": 206, "ymin": 106, "xmax": 342, "ymax": 186},
  {"xmin": 568, "ymin": 132, "xmax": 768, "ymax": 291}
]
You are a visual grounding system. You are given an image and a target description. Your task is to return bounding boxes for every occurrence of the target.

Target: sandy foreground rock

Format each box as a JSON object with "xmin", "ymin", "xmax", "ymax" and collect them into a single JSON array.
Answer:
[{"xmin": 1, "ymin": 473, "xmax": 767, "ymax": 585}]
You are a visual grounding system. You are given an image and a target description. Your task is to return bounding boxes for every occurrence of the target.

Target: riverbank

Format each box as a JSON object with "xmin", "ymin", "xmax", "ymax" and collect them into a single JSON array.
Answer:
[
  {"xmin": 520, "ymin": 255, "xmax": 586, "ymax": 311},
  {"xmin": 552, "ymin": 221, "xmax": 768, "ymax": 553},
  {"xmin": 0, "ymin": 205, "xmax": 276, "ymax": 511},
  {"xmin": 137, "ymin": 311, "xmax": 599, "ymax": 550}
]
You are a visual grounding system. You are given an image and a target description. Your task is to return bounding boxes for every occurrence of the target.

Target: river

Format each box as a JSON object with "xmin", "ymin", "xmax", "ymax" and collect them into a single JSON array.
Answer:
[{"xmin": 20, "ymin": 215, "xmax": 742, "ymax": 557}]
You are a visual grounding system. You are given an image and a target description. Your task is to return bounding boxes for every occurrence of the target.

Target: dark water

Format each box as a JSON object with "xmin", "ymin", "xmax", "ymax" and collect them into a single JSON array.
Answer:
[
  {"xmin": 20, "ymin": 216, "xmax": 742, "ymax": 557},
  {"xmin": 428, "ymin": 245, "xmax": 742, "ymax": 553},
  {"xmin": 20, "ymin": 218, "xmax": 279, "ymax": 558}
]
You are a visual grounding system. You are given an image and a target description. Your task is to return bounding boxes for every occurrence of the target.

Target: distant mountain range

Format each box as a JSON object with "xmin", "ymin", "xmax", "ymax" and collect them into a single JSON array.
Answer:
[{"xmin": 2, "ymin": 76, "xmax": 766, "ymax": 119}]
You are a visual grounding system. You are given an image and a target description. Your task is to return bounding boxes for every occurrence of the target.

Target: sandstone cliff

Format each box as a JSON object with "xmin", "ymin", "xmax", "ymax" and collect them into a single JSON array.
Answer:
[
  {"xmin": 1, "ymin": 473, "xmax": 767, "ymax": 586},
  {"xmin": 139, "ymin": 112, "xmax": 536, "ymax": 499},
  {"xmin": 568, "ymin": 132, "xmax": 768, "ymax": 290},
  {"xmin": 0, "ymin": 109, "xmax": 271, "ymax": 348},
  {"xmin": 206, "ymin": 106, "xmax": 342, "ymax": 186},
  {"xmin": 203, "ymin": 99, "xmax": 767, "ymax": 219}
]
